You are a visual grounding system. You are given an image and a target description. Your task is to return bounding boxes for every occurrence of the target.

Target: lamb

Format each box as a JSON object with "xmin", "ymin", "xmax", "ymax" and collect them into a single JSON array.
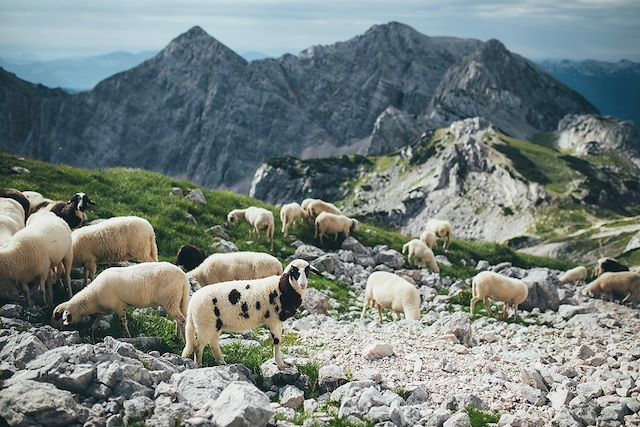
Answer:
[
  {"xmin": 0, "ymin": 188, "xmax": 30, "ymax": 220},
  {"xmin": 594, "ymin": 257, "xmax": 629, "ymax": 277},
  {"xmin": 187, "ymin": 251, "xmax": 283, "ymax": 289},
  {"xmin": 72, "ymin": 216, "xmax": 158, "ymax": 286},
  {"xmin": 402, "ymin": 239, "xmax": 439, "ymax": 273},
  {"xmin": 176, "ymin": 244, "xmax": 206, "ymax": 271},
  {"xmin": 52, "ymin": 262, "xmax": 189, "ymax": 338},
  {"xmin": 182, "ymin": 259, "xmax": 320, "ymax": 368},
  {"xmin": 470, "ymin": 271, "xmax": 529, "ymax": 320},
  {"xmin": 361, "ymin": 271, "xmax": 421, "ymax": 322},
  {"xmin": 558, "ymin": 265, "xmax": 588, "ymax": 286},
  {"xmin": 0, "ymin": 211, "xmax": 73, "ymax": 306},
  {"xmin": 419, "ymin": 230, "xmax": 437, "ymax": 249},
  {"xmin": 280, "ymin": 202, "xmax": 306, "ymax": 237},
  {"xmin": 314, "ymin": 212, "xmax": 359, "ymax": 244},
  {"xmin": 305, "ymin": 199, "xmax": 342, "ymax": 219},
  {"xmin": 227, "ymin": 207, "xmax": 275, "ymax": 249},
  {"xmin": 584, "ymin": 271, "xmax": 640, "ymax": 303},
  {"xmin": 0, "ymin": 198, "xmax": 25, "ymax": 244},
  {"xmin": 425, "ymin": 219, "xmax": 453, "ymax": 250}
]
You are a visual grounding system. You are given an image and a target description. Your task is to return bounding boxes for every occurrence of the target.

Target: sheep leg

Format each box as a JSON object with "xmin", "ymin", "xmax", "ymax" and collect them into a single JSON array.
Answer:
[
  {"xmin": 268, "ymin": 324, "xmax": 287, "ymax": 369},
  {"xmin": 483, "ymin": 297, "xmax": 493, "ymax": 317},
  {"xmin": 165, "ymin": 305, "xmax": 186, "ymax": 340},
  {"xmin": 46, "ymin": 280, "xmax": 53, "ymax": 308},
  {"xmin": 469, "ymin": 296, "xmax": 481, "ymax": 315},
  {"xmin": 209, "ymin": 333, "xmax": 225, "ymax": 365},
  {"xmin": 89, "ymin": 264, "xmax": 97, "ymax": 283},
  {"xmin": 83, "ymin": 267, "xmax": 89, "ymax": 287},
  {"xmin": 377, "ymin": 304, "xmax": 384, "ymax": 323},
  {"xmin": 512, "ymin": 304, "xmax": 519, "ymax": 321},
  {"xmin": 37, "ymin": 276, "xmax": 48, "ymax": 306},
  {"xmin": 622, "ymin": 292, "xmax": 632, "ymax": 303},
  {"xmin": 19, "ymin": 282, "xmax": 32, "ymax": 307},
  {"xmin": 360, "ymin": 300, "xmax": 368, "ymax": 319},
  {"xmin": 195, "ymin": 344, "xmax": 204, "ymax": 367},
  {"xmin": 117, "ymin": 310, "xmax": 132, "ymax": 338}
]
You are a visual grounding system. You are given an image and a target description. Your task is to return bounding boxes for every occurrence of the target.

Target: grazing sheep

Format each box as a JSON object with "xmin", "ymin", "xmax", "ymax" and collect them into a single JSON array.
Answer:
[
  {"xmin": 470, "ymin": 271, "xmax": 528, "ymax": 320},
  {"xmin": 182, "ymin": 259, "xmax": 320, "ymax": 368},
  {"xmin": 300, "ymin": 198, "xmax": 317, "ymax": 222},
  {"xmin": 594, "ymin": 257, "xmax": 629, "ymax": 277},
  {"xmin": 559, "ymin": 265, "xmax": 588, "ymax": 286},
  {"xmin": 0, "ymin": 211, "xmax": 73, "ymax": 306},
  {"xmin": 314, "ymin": 212, "xmax": 359, "ymax": 244},
  {"xmin": 0, "ymin": 188, "xmax": 30, "ymax": 220},
  {"xmin": 22, "ymin": 190, "xmax": 52, "ymax": 214},
  {"xmin": 402, "ymin": 239, "xmax": 439, "ymax": 273},
  {"xmin": 33, "ymin": 192, "xmax": 95, "ymax": 229},
  {"xmin": 425, "ymin": 219, "xmax": 453, "ymax": 250},
  {"xmin": 227, "ymin": 207, "xmax": 275, "ymax": 249},
  {"xmin": 361, "ymin": 271, "xmax": 421, "ymax": 322},
  {"xmin": 419, "ymin": 230, "xmax": 437, "ymax": 249},
  {"xmin": 72, "ymin": 216, "xmax": 158, "ymax": 287},
  {"xmin": 280, "ymin": 202, "xmax": 306, "ymax": 237},
  {"xmin": 0, "ymin": 198, "xmax": 25, "ymax": 244},
  {"xmin": 584, "ymin": 271, "xmax": 640, "ymax": 303},
  {"xmin": 632, "ymin": 266, "xmax": 640, "ymax": 274},
  {"xmin": 305, "ymin": 199, "xmax": 342, "ymax": 219},
  {"xmin": 52, "ymin": 262, "xmax": 189, "ymax": 338},
  {"xmin": 188, "ymin": 251, "xmax": 283, "ymax": 289},
  {"xmin": 176, "ymin": 244, "xmax": 206, "ymax": 271}
]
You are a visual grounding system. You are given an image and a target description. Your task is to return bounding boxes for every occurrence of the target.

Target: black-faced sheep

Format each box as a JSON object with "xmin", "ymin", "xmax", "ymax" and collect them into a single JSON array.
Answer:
[
  {"xmin": 227, "ymin": 207, "xmax": 275, "ymax": 249},
  {"xmin": 594, "ymin": 257, "xmax": 629, "ymax": 277},
  {"xmin": 176, "ymin": 244, "xmax": 206, "ymax": 271},
  {"xmin": 402, "ymin": 239, "xmax": 439, "ymax": 273},
  {"xmin": 361, "ymin": 271, "xmax": 421, "ymax": 322},
  {"xmin": 187, "ymin": 252, "xmax": 283, "ymax": 289},
  {"xmin": 182, "ymin": 259, "xmax": 320, "ymax": 368},
  {"xmin": 470, "ymin": 271, "xmax": 528, "ymax": 320},
  {"xmin": 314, "ymin": 212, "xmax": 359, "ymax": 244},
  {"xmin": 425, "ymin": 219, "xmax": 453, "ymax": 250},
  {"xmin": 584, "ymin": 271, "xmax": 640, "ymax": 303}
]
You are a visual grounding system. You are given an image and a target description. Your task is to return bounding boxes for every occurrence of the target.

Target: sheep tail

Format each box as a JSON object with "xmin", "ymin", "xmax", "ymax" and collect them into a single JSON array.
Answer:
[
  {"xmin": 402, "ymin": 242, "xmax": 409, "ymax": 254},
  {"xmin": 182, "ymin": 311, "xmax": 196, "ymax": 358},
  {"xmin": 149, "ymin": 234, "xmax": 159, "ymax": 262}
]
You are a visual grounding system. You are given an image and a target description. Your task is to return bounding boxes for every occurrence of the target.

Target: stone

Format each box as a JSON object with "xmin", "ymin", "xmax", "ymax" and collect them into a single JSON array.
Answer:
[
  {"xmin": 302, "ymin": 288, "xmax": 331, "ymax": 314},
  {"xmin": 520, "ymin": 268, "xmax": 560, "ymax": 312},
  {"xmin": 522, "ymin": 385, "xmax": 547, "ymax": 406},
  {"xmin": 406, "ymin": 384, "xmax": 430, "ymax": 405},
  {"xmin": 443, "ymin": 412, "xmax": 471, "ymax": 427},
  {"xmin": 0, "ymin": 303, "xmax": 22, "ymax": 318},
  {"xmin": 171, "ymin": 364, "xmax": 253, "ymax": 407},
  {"xmin": 435, "ymin": 255, "xmax": 453, "ymax": 267},
  {"xmin": 429, "ymin": 311, "xmax": 474, "ymax": 346},
  {"xmin": 0, "ymin": 333, "xmax": 47, "ymax": 369},
  {"xmin": 557, "ymin": 304, "xmax": 592, "ymax": 320},
  {"xmin": 49, "ymin": 364, "xmax": 96, "ymax": 392},
  {"xmin": 341, "ymin": 237, "xmax": 370, "ymax": 254},
  {"xmin": 123, "ymin": 396, "xmax": 155, "ymax": 423},
  {"xmin": 211, "ymin": 239, "xmax": 239, "ymax": 253},
  {"xmin": 330, "ymin": 380, "xmax": 376, "ymax": 403},
  {"xmin": 207, "ymin": 225, "xmax": 230, "ymax": 240},
  {"xmin": 363, "ymin": 342, "xmax": 394, "ymax": 360},
  {"xmin": 10, "ymin": 166, "xmax": 30, "ymax": 174},
  {"xmin": 170, "ymin": 187, "xmax": 184, "ymax": 197},
  {"xmin": 318, "ymin": 364, "xmax": 348, "ymax": 392},
  {"xmin": 444, "ymin": 394, "xmax": 489, "ymax": 411},
  {"xmin": 368, "ymin": 405, "xmax": 391, "ymax": 422},
  {"xmin": 376, "ymin": 249, "xmax": 405, "ymax": 269},
  {"xmin": 476, "ymin": 260, "xmax": 490, "ymax": 271},
  {"xmin": 576, "ymin": 344, "xmax": 596, "ymax": 360},
  {"xmin": 425, "ymin": 409, "xmax": 452, "ymax": 427},
  {"xmin": 208, "ymin": 381, "xmax": 273, "ymax": 427},
  {"xmin": 599, "ymin": 404, "xmax": 630, "ymax": 424},
  {"xmin": 390, "ymin": 404, "xmax": 422, "ymax": 427},
  {"xmin": 280, "ymin": 385, "xmax": 305, "ymax": 409},
  {"xmin": 185, "ymin": 189, "xmax": 207, "ymax": 205},
  {"xmin": 113, "ymin": 378, "xmax": 153, "ymax": 399},
  {"xmin": 260, "ymin": 360, "xmax": 299, "ymax": 390},
  {"xmin": 548, "ymin": 388, "xmax": 575, "ymax": 411},
  {"xmin": 0, "ymin": 380, "xmax": 78, "ymax": 426},
  {"xmin": 521, "ymin": 368, "xmax": 549, "ymax": 392},
  {"xmin": 311, "ymin": 253, "xmax": 342, "ymax": 275},
  {"xmin": 294, "ymin": 244, "xmax": 326, "ymax": 261}
]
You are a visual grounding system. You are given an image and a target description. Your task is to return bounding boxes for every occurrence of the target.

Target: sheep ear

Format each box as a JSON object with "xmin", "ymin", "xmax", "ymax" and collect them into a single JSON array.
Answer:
[{"xmin": 308, "ymin": 265, "xmax": 321, "ymax": 276}]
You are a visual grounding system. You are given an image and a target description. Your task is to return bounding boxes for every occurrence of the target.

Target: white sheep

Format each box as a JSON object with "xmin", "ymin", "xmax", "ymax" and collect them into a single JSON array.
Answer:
[
  {"xmin": 0, "ymin": 198, "xmax": 25, "ymax": 244},
  {"xmin": 402, "ymin": 239, "xmax": 439, "ymax": 273},
  {"xmin": 584, "ymin": 271, "xmax": 640, "ymax": 303},
  {"xmin": 470, "ymin": 271, "xmax": 529, "ymax": 320},
  {"xmin": 305, "ymin": 199, "xmax": 342, "ymax": 219},
  {"xmin": 425, "ymin": 219, "xmax": 453, "ymax": 250},
  {"xmin": 419, "ymin": 230, "xmax": 437, "ymax": 249},
  {"xmin": 227, "ymin": 207, "xmax": 275, "ymax": 249},
  {"xmin": 361, "ymin": 271, "xmax": 421, "ymax": 322},
  {"xmin": 0, "ymin": 211, "xmax": 73, "ymax": 306},
  {"xmin": 559, "ymin": 265, "xmax": 588, "ymax": 286},
  {"xmin": 52, "ymin": 262, "xmax": 189, "ymax": 338},
  {"xmin": 314, "ymin": 212, "xmax": 359, "ymax": 244},
  {"xmin": 72, "ymin": 216, "xmax": 158, "ymax": 287},
  {"xmin": 22, "ymin": 190, "xmax": 52, "ymax": 214},
  {"xmin": 182, "ymin": 259, "xmax": 320, "ymax": 368},
  {"xmin": 188, "ymin": 251, "xmax": 283, "ymax": 289},
  {"xmin": 280, "ymin": 202, "xmax": 306, "ymax": 237}
]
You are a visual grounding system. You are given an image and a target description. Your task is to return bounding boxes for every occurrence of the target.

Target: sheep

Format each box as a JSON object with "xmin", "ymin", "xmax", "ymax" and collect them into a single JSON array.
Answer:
[
  {"xmin": 0, "ymin": 211, "xmax": 73, "ymax": 306},
  {"xmin": 419, "ymin": 230, "xmax": 437, "ymax": 249},
  {"xmin": 187, "ymin": 252, "xmax": 283, "ymax": 290},
  {"xmin": 300, "ymin": 198, "xmax": 316, "ymax": 211},
  {"xmin": 632, "ymin": 266, "xmax": 640, "ymax": 274},
  {"xmin": 227, "ymin": 207, "xmax": 275, "ymax": 249},
  {"xmin": 52, "ymin": 262, "xmax": 189, "ymax": 338},
  {"xmin": 305, "ymin": 199, "xmax": 342, "ymax": 219},
  {"xmin": 72, "ymin": 216, "xmax": 158, "ymax": 287},
  {"xmin": 176, "ymin": 244, "xmax": 206, "ymax": 271},
  {"xmin": 425, "ymin": 219, "xmax": 453, "ymax": 250},
  {"xmin": 32, "ymin": 192, "xmax": 95, "ymax": 229},
  {"xmin": 182, "ymin": 259, "xmax": 320, "ymax": 368},
  {"xmin": 584, "ymin": 271, "xmax": 640, "ymax": 303},
  {"xmin": 0, "ymin": 198, "xmax": 25, "ymax": 244},
  {"xmin": 558, "ymin": 265, "xmax": 588, "ymax": 286},
  {"xmin": 470, "ymin": 271, "xmax": 528, "ymax": 320},
  {"xmin": 22, "ymin": 190, "xmax": 52, "ymax": 214},
  {"xmin": 402, "ymin": 239, "xmax": 439, "ymax": 273},
  {"xmin": 280, "ymin": 202, "xmax": 306, "ymax": 237},
  {"xmin": 314, "ymin": 212, "xmax": 359, "ymax": 244},
  {"xmin": 594, "ymin": 257, "xmax": 629, "ymax": 277},
  {"xmin": 361, "ymin": 271, "xmax": 421, "ymax": 322},
  {"xmin": 0, "ymin": 188, "xmax": 30, "ymax": 220}
]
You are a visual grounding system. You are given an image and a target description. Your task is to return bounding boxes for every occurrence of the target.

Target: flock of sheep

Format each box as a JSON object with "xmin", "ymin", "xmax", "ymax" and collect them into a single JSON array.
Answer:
[{"xmin": 0, "ymin": 187, "xmax": 638, "ymax": 371}]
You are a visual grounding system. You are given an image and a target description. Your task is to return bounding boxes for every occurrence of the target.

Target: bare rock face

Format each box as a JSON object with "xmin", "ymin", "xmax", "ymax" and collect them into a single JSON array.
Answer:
[{"xmin": 367, "ymin": 107, "xmax": 420, "ymax": 155}]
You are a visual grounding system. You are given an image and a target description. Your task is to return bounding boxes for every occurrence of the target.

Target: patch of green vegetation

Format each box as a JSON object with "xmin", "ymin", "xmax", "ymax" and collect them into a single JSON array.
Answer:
[
  {"xmin": 393, "ymin": 387, "xmax": 412, "ymax": 400},
  {"xmin": 529, "ymin": 132, "xmax": 558, "ymax": 151},
  {"xmin": 465, "ymin": 407, "xmax": 501, "ymax": 427},
  {"xmin": 453, "ymin": 289, "xmax": 552, "ymax": 326},
  {"xmin": 500, "ymin": 205, "xmax": 514, "ymax": 216},
  {"xmin": 298, "ymin": 361, "xmax": 320, "ymax": 398},
  {"xmin": 322, "ymin": 417, "xmax": 375, "ymax": 427}
]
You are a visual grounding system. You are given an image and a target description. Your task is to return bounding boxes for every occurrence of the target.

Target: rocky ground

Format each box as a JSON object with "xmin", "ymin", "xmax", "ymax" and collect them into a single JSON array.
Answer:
[{"xmin": 1, "ymin": 237, "xmax": 639, "ymax": 427}]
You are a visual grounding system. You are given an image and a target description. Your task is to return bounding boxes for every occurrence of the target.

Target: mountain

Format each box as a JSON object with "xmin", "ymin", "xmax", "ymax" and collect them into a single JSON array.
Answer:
[
  {"xmin": 241, "ymin": 51, "xmax": 271, "ymax": 61},
  {"xmin": 0, "ymin": 23, "xmax": 597, "ymax": 192},
  {"xmin": 0, "ymin": 50, "xmax": 157, "ymax": 91},
  {"xmin": 539, "ymin": 59, "xmax": 640, "ymax": 126}
]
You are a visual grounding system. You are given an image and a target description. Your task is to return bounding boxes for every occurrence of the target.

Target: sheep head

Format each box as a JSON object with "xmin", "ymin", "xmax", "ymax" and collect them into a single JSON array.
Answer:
[
  {"xmin": 284, "ymin": 259, "xmax": 320, "ymax": 294},
  {"xmin": 69, "ymin": 192, "xmax": 95, "ymax": 212}
]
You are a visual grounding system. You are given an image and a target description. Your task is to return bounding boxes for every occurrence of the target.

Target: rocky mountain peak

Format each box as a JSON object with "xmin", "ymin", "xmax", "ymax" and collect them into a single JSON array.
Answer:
[{"xmin": 157, "ymin": 25, "xmax": 245, "ymax": 66}]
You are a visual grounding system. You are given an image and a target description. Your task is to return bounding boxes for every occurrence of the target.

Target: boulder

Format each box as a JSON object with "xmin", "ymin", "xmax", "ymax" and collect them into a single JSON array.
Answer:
[
  {"xmin": 443, "ymin": 412, "xmax": 472, "ymax": 427},
  {"xmin": 294, "ymin": 244, "xmax": 326, "ymax": 261},
  {"xmin": 0, "ymin": 380, "xmax": 78, "ymax": 426},
  {"xmin": 375, "ymin": 249, "xmax": 405, "ymax": 269},
  {"xmin": 208, "ymin": 381, "xmax": 273, "ymax": 427},
  {"xmin": 429, "ymin": 312, "xmax": 474, "ymax": 346},
  {"xmin": 520, "ymin": 268, "xmax": 560, "ymax": 312},
  {"xmin": 280, "ymin": 385, "xmax": 305, "ymax": 409},
  {"xmin": 171, "ymin": 364, "xmax": 253, "ymax": 407},
  {"xmin": 260, "ymin": 359, "xmax": 299, "ymax": 390},
  {"xmin": 311, "ymin": 253, "xmax": 342, "ymax": 275},
  {"xmin": 211, "ymin": 239, "xmax": 238, "ymax": 253},
  {"xmin": 185, "ymin": 189, "xmax": 207, "ymax": 205},
  {"xmin": 341, "ymin": 237, "xmax": 370, "ymax": 254},
  {"xmin": 318, "ymin": 364, "xmax": 348, "ymax": 392},
  {"xmin": 363, "ymin": 342, "xmax": 394, "ymax": 360},
  {"xmin": 302, "ymin": 288, "xmax": 331, "ymax": 314}
]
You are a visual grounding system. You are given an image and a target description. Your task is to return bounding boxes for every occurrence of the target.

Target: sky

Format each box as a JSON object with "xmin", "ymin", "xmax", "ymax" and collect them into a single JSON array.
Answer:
[{"xmin": 0, "ymin": 0, "xmax": 639, "ymax": 62}]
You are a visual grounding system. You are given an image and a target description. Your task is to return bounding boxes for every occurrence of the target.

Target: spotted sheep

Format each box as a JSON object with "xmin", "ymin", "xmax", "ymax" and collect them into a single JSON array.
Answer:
[{"xmin": 182, "ymin": 259, "xmax": 320, "ymax": 369}]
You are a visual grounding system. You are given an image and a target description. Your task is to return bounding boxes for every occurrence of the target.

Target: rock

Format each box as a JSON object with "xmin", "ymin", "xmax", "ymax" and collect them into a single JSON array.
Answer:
[
  {"xmin": 425, "ymin": 409, "xmax": 452, "ymax": 427},
  {"xmin": 375, "ymin": 249, "xmax": 405, "ymax": 269},
  {"xmin": 548, "ymin": 388, "xmax": 576, "ymax": 411},
  {"xmin": 171, "ymin": 364, "xmax": 253, "ymax": 407},
  {"xmin": 576, "ymin": 344, "xmax": 596, "ymax": 360},
  {"xmin": 10, "ymin": 166, "xmax": 30, "ymax": 174},
  {"xmin": 292, "ymin": 318, "xmax": 313, "ymax": 331},
  {"xmin": 599, "ymin": 404, "xmax": 629, "ymax": 424},
  {"xmin": 211, "ymin": 239, "xmax": 238, "ymax": 253},
  {"xmin": 208, "ymin": 381, "xmax": 273, "ymax": 427},
  {"xmin": 302, "ymin": 288, "xmax": 331, "ymax": 314},
  {"xmin": 311, "ymin": 253, "xmax": 342, "ymax": 275},
  {"xmin": 520, "ymin": 268, "xmax": 560, "ymax": 312},
  {"xmin": 0, "ymin": 303, "xmax": 22, "ymax": 318},
  {"xmin": 0, "ymin": 333, "xmax": 47, "ymax": 369},
  {"xmin": 280, "ymin": 385, "xmax": 305, "ymax": 409},
  {"xmin": 0, "ymin": 380, "xmax": 78, "ymax": 426},
  {"xmin": 521, "ymin": 385, "xmax": 547, "ymax": 406},
  {"xmin": 558, "ymin": 304, "xmax": 592, "ymax": 320},
  {"xmin": 476, "ymin": 260, "xmax": 490, "ymax": 271},
  {"xmin": 330, "ymin": 380, "xmax": 376, "ymax": 402},
  {"xmin": 444, "ymin": 394, "xmax": 489, "ymax": 411},
  {"xmin": 119, "ymin": 336, "xmax": 165, "ymax": 352},
  {"xmin": 406, "ymin": 384, "xmax": 430, "ymax": 405},
  {"xmin": 48, "ymin": 364, "xmax": 96, "ymax": 392},
  {"xmin": 368, "ymin": 106, "xmax": 420, "ymax": 155},
  {"xmin": 521, "ymin": 368, "xmax": 549, "ymax": 392},
  {"xmin": 318, "ymin": 364, "xmax": 348, "ymax": 392},
  {"xmin": 429, "ymin": 312, "xmax": 474, "ymax": 346},
  {"xmin": 435, "ymin": 255, "xmax": 452, "ymax": 267},
  {"xmin": 260, "ymin": 360, "xmax": 299, "ymax": 389},
  {"xmin": 341, "ymin": 237, "xmax": 370, "ymax": 254},
  {"xmin": 169, "ymin": 187, "xmax": 184, "ymax": 197},
  {"xmin": 207, "ymin": 225, "xmax": 230, "ymax": 240},
  {"xmin": 184, "ymin": 213, "xmax": 197, "ymax": 224},
  {"xmin": 294, "ymin": 245, "xmax": 326, "ymax": 261},
  {"xmin": 123, "ymin": 396, "xmax": 155, "ymax": 423},
  {"xmin": 390, "ymin": 404, "xmax": 422, "ymax": 427},
  {"xmin": 363, "ymin": 342, "xmax": 394, "ymax": 360},
  {"xmin": 492, "ymin": 262, "xmax": 512, "ymax": 272},
  {"xmin": 443, "ymin": 412, "xmax": 471, "ymax": 427},
  {"xmin": 185, "ymin": 189, "xmax": 207, "ymax": 205}
]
